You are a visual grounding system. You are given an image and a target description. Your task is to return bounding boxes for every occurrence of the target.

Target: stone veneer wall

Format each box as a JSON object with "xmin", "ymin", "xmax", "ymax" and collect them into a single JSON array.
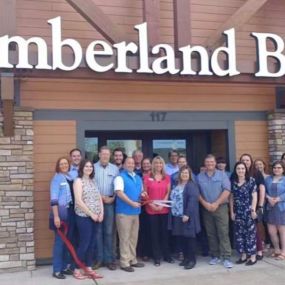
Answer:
[
  {"xmin": 267, "ymin": 111, "xmax": 285, "ymax": 163},
  {"xmin": 0, "ymin": 108, "xmax": 35, "ymax": 272}
]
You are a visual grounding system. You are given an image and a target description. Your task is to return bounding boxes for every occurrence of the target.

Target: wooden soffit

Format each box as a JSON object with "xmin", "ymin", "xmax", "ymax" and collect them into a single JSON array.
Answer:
[
  {"xmin": 205, "ymin": 0, "xmax": 269, "ymax": 50},
  {"xmin": 143, "ymin": 0, "xmax": 161, "ymax": 47},
  {"xmin": 173, "ymin": 0, "xmax": 191, "ymax": 52},
  {"xmin": 65, "ymin": 0, "xmax": 125, "ymax": 44}
]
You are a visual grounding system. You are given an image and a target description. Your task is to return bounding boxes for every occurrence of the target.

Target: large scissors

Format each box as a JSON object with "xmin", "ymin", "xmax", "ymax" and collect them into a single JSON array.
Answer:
[{"xmin": 151, "ymin": 200, "xmax": 174, "ymax": 208}]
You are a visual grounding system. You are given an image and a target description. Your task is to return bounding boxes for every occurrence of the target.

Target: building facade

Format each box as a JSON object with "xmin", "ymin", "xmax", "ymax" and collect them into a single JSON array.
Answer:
[{"xmin": 0, "ymin": 0, "xmax": 285, "ymax": 271}]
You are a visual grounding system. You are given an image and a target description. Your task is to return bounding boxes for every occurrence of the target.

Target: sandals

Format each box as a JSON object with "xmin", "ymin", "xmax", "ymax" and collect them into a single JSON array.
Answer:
[
  {"xmin": 73, "ymin": 270, "xmax": 88, "ymax": 280},
  {"xmin": 84, "ymin": 268, "xmax": 103, "ymax": 279},
  {"xmin": 271, "ymin": 252, "xmax": 281, "ymax": 258},
  {"xmin": 275, "ymin": 254, "xmax": 285, "ymax": 261}
]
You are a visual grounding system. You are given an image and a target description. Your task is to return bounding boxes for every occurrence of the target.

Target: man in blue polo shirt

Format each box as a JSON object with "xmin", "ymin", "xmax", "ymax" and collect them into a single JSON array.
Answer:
[
  {"xmin": 197, "ymin": 154, "xmax": 233, "ymax": 269},
  {"xmin": 114, "ymin": 157, "xmax": 145, "ymax": 272}
]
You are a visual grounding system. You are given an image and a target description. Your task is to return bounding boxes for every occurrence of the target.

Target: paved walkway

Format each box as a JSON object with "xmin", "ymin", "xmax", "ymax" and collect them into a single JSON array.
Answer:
[{"xmin": 1, "ymin": 256, "xmax": 285, "ymax": 285}]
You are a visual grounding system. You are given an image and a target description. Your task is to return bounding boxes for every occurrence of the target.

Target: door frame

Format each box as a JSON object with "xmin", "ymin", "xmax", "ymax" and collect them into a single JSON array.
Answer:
[{"xmin": 34, "ymin": 109, "xmax": 268, "ymax": 170}]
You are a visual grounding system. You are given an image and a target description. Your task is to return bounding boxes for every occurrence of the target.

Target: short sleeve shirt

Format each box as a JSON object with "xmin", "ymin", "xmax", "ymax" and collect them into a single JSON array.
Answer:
[
  {"xmin": 143, "ymin": 174, "xmax": 170, "ymax": 215},
  {"xmin": 94, "ymin": 162, "xmax": 119, "ymax": 196},
  {"xmin": 197, "ymin": 170, "xmax": 231, "ymax": 203}
]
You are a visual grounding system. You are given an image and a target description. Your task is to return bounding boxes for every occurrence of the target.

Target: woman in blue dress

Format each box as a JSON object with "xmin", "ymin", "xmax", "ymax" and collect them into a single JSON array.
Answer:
[
  {"xmin": 230, "ymin": 162, "xmax": 257, "ymax": 266},
  {"xmin": 265, "ymin": 160, "xmax": 285, "ymax": 260}
]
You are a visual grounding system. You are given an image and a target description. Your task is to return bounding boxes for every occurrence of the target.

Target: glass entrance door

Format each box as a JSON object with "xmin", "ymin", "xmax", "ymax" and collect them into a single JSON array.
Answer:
[
  {"xmin": 152, "ymin": 139, "xmax": 186, "ymax": 161},
  {"xmin": 106, "ymin": 139, "xmax": 142, "ymax": 157},
  {"xmin": 84, "ymin": 130, "xmax": 227, "ymax": 173}
]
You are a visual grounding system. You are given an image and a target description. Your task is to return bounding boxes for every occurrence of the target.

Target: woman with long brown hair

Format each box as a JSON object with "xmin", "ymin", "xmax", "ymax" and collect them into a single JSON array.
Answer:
[
  {"xmin": 143, "ymin": 156, "xmax": 173, "ymax": 266},
  {"xmin": 240, "ymin": 153, "xmax": 265, "ymax": 260},
  {"xmin": 73, "ymin": 159, "xmax": 104, "ymax": 279},
  {"xmin": 230, "ymin": 162, "xmax": 257, "ymax": 266},
  {"xmin": 254, "ymin": 159, "xmax": 269, "ymax": 179}
]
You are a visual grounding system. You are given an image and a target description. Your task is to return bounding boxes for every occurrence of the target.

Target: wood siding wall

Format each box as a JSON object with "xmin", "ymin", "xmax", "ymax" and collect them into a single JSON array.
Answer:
[
  {"xmin": 235, "ymin": 121, "xmax": 269, "ymax": 164},
  {"xmin": 20, "ymin": 79, "xmax": 275, "ymax": 111},
  {"xmin": 34, "ymin": 120, "xmax": 76, "ymax": 259},
  {"xmin": 14, "ymin": 0, "xmax": 285, "ymax": 65}
]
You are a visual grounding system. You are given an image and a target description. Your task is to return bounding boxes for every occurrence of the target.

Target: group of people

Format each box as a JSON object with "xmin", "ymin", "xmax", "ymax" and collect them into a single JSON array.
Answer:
[{"xmin": 49, "ymin": 147, "xmax": 285, "ymax": 280}]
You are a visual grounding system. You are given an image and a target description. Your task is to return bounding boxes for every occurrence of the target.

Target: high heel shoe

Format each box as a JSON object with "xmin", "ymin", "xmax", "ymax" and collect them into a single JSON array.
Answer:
[
  {"xmin": 245, "ymin": 259, "xmax": 257, "ymax": 266},
  {"xmin": 236, "ymin": 258, "xmax": 247, "ymax": 264}
]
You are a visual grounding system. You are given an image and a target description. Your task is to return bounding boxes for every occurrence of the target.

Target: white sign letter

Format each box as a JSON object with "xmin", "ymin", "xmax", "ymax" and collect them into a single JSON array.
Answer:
[
  {"xmin": 135, "ymin": 23, "xmax": 153, "ymax": 74},
  {"xmin": 252, "ymin": 32, "xmax": 285, "ymax": 77},
  {"xmin": 0, "ymin": 35, "xmax": 51, "ymax": 69},
  {"xmin": 48, "ymin": 17, "xmax": 83, "ymax": 71},
  {"xmin": 113, "ymin": 41, "xmax": 138, "ymax": 73},
  {"xmin": 86, "ymin": 41, "xmax": 114, "ymax": 72},
  {"xmin": 211, "ymin": 28, "xmax": 240, "ymax": 77},
  {"xmin": 179, "ymin": 45, "xmax": 213, "ymax": 75},
  {"xmin": 152, "ymin": 44, "xmax": 179, "ymax": 75}
]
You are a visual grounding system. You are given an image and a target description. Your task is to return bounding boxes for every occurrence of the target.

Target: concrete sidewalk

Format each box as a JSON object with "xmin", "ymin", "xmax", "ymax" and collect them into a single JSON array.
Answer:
[{"xmin": 0, "ymin": 256, "xmax": 285, "ymax": 285}]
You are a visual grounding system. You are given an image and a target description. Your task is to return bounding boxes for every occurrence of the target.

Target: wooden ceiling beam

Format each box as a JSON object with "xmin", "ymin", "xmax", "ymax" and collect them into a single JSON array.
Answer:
[
  {"xmin": 143, "ymin": 0, "xmax": 161, "ymax": 47},
  {"xmin": 0, "ymin": 0, "xmax": 16, "ymax": 36},
  {"xmin": 173, "ymin": 0, "xmax": 191, "ymax": 51},
  {"xmin": 205, "ymin": 0, "xmax": 269, "ymax": 50},
  {"xmin": 65, "ymin": 0, "xmax": 124, "ymax": 44},
  {"xmin": 1, "ymin": 73, "xmax": 14, "ymax": 137}
]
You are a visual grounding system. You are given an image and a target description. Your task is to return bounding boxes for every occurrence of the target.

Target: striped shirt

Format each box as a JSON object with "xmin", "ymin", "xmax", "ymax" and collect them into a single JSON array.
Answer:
[{"xmin": 94, "ymin": 162, "xmax": 119, "ymax": 196}]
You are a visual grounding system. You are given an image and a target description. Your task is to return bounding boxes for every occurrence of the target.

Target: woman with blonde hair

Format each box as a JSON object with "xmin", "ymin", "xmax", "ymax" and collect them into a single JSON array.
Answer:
[{"xmin": 143, "ymin": 156, "xmax": 173, "ymax": 266}]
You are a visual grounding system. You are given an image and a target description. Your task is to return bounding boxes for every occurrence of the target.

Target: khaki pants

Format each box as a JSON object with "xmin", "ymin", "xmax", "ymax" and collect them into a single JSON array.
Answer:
[
  {"xmin": 202, "ymin": 204, "xmax": 232, "ymax": 259},
  {"xmin": 116, "ymin": 214, "xmax": 139, "ymax": 268}
]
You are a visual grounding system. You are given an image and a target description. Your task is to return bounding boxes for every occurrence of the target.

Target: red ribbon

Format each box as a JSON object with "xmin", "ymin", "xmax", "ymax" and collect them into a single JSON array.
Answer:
[{"xmin": 57, "ymin": 221, "xmax": 101, "ymax": 284}]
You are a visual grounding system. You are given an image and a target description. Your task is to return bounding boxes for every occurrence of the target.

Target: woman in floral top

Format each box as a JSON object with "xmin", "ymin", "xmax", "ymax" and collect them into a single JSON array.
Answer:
[
  {"xmin": 230, "ymin": 162, "xmax": 257, "ymax": 266},
  {"xmin": 73, "ymin": 159, "xmax": 104, "ymax": 280},
  {"xmin": 169, "ymin": 166, "xmax": 200, "ymax": 270}
]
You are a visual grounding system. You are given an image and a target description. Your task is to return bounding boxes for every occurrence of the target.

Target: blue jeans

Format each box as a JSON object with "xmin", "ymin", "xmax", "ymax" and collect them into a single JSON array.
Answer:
[
  {"xmin": 65, "ymin": 206, "xmax": 77, "ymax": 270},
  {"xmin": 52, "ymin": 207, "xmax": 74, "ymax": 273},
  {"xmin": 94, "ymin": 203, "xmax": 115, "ymax": 263},
  {"xmin": 52, "ymin": 232, "xmax": 69, "ymax": 273},
  {"xmin": 76, "ymin": 215, "xmax": 98, "ymax": 268}
]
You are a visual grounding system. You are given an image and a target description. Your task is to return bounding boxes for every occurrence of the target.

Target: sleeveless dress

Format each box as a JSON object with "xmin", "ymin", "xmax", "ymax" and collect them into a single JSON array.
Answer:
[{"xmin": 75, "ymin": 178, "xmax": 101, "ymax": 217}]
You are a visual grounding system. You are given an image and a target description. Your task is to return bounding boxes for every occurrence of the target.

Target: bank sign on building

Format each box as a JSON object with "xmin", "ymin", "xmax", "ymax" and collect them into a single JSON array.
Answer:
[{"xmin": 0, "ymin": 0, "xmax": 285, "ymax": 272}]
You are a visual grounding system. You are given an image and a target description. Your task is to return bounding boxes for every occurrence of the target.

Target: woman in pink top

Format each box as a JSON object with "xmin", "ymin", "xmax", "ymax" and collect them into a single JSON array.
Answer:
[{"xmin": 143, "ymin": 156, "xmax": 173, "ymax": 266}]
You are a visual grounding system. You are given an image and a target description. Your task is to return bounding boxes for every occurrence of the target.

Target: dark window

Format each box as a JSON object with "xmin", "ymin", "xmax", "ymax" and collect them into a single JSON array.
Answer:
[{"xmin": 276, "ymin": 87, "xmax": 285, "ymax": 109}]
